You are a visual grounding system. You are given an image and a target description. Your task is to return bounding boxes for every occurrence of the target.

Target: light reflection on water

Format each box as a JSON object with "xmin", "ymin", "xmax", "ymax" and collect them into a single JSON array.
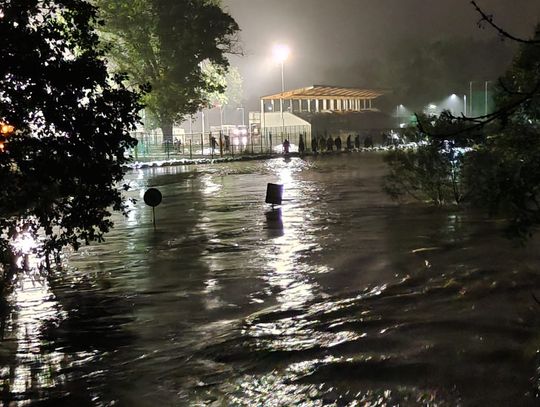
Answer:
[
  {"xmin": 2, "ymin": 270, "xmax": 71, "ymax": 402},
  {"xmin": 2, "ymin": 154, "xmax": 540, "ymax": 405}
]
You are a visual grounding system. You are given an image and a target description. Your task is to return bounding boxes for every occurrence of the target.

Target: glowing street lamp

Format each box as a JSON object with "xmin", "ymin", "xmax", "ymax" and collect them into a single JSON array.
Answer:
[{"xmin": 396, "ymin": 104, "xmax": 404, "ymax": 127}]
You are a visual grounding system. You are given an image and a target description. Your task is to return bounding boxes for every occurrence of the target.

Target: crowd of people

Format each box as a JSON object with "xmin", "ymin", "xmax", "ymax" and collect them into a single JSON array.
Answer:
[
  {"xmin": 165, "ymin": 131, "xmax": 396, "ymax": 157},
  {"xmin": 309, "ymin": 133, "xmax": 375, "ymax": 153},
  {"xmin": 280, "ymin": 133, "xmax": 381, "ymax": 155}
]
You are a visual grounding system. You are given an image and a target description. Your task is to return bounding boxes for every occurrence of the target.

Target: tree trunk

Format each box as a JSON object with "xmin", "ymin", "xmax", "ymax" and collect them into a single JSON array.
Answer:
[{"xmin": 161, "ymin": 121, "xmax": 174, "ymax": 143}]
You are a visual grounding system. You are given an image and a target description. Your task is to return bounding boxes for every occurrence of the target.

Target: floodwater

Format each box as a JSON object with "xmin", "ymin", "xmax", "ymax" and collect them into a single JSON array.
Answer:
[{"xmin": 2, "ymin": 153, "xmax": 540, "ymax": 406}]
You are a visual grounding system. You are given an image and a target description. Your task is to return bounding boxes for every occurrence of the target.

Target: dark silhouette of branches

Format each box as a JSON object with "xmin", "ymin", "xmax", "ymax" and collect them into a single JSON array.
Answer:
[
  {"xmin": 471, "ymin": 1, "xmax": 540, "ymax": 44},
  {"xmin": 417, "ymin": 2, "xmax": 540, "ymax": 139}
]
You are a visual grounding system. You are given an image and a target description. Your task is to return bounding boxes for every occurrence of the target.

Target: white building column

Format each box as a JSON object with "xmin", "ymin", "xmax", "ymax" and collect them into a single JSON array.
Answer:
[
  {"xmin": 323, "ymin": 99, "xmax": 327, "ymax": 110},
  {"xmin": 307, "ymin": 99, "xmax": 311, "ymax": 112},
  {"xmin": 369, "ymin": 99, "xmax": 372, "ymax": 109}
]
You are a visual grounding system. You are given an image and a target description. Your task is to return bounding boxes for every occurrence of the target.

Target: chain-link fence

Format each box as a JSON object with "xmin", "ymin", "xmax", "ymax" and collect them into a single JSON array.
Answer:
[{"xmin": 128, "ymin": 126, "xmax": 312, "ymax": 162}]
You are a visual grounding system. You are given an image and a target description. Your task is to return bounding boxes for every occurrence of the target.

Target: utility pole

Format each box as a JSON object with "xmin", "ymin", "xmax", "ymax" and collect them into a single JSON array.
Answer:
[
  {"xmin": 485, "ymin": 81, "xmax": 491, "ymax": 116},
  {"xmin": 469, "ymin": 81, "xmax": 474, "ymax": 116},
  {"xmin": 201, "ymin": 110, "xmax": 205, "ymax": 137}
]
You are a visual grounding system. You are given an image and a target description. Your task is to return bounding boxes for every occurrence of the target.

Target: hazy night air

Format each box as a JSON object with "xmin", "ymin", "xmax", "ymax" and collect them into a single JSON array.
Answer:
[{"xmin": 223, "ymin": 0, "xmax": 540, "ymax": 110}]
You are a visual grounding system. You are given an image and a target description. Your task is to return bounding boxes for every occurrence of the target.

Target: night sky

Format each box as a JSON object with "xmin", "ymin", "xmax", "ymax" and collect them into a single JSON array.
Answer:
[{"xmin": 223, "ymin": 0, "xmax": 540, "ymax": 110}]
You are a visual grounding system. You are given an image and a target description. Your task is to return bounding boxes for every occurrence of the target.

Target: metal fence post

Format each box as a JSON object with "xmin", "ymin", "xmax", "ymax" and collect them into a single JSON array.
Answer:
[
  {"xmin": 189, "ymin": 139, "xmax": 192, "ymax": 159},
  {"xmin": 219, "ymin": 131, "xmax": 223, "ymax": 157},
  {"xmin": 200, "ymin": 133, "xmax": 204, "ymax": 156}
]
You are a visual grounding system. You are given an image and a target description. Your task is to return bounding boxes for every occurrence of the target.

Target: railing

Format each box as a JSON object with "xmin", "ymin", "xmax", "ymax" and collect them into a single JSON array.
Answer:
[{"xmin": 128, "ymin": 126, "xmax": 312, "ymax": 162}]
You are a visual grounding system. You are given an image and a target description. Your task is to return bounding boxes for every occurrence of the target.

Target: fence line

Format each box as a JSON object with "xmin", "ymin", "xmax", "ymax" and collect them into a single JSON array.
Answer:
[
  {"xmin": 127, "ymin": 126, "xmax": 406, "ymax": 162},
  {"xmin": 128, "ymin": 126, "xmax": 311, "ymax": 162}
]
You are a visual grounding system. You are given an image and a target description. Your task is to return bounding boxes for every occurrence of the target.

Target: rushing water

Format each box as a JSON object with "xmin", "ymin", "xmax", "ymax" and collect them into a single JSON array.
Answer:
[{"xmin": 2, "ymin": 153, "xmax": 540, "ymax": 406}]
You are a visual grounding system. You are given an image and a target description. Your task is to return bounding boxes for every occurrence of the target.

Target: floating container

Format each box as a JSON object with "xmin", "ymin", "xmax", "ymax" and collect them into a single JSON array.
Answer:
[{"xmin": 265, "ymin": 183, "xmax": 283, "ymax": 206}]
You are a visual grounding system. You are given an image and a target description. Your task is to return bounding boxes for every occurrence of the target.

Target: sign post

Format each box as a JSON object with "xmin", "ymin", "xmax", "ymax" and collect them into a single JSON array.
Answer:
[{"xmin": 144, "ymin": 188, "xmax": 162, "ymax": 229}]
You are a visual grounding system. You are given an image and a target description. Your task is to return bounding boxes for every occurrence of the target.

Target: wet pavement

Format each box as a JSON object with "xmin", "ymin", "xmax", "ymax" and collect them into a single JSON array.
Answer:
[{"xmin": 2, "ymin": 153, "xmax": 540, "ymax": 406}]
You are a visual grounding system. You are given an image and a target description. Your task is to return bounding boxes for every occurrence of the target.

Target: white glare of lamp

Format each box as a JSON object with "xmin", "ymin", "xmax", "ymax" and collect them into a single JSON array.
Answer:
[
  {"xmin": 272, "ymin": 44, "xmax": 290, "ymax": 64},
  {"xmin": 450, "ymin": 94, "xmax": 458, "ymax": 99},
  {"xmin": 429, "ymin": 104, "xmax": 437, "ymax": 110}
]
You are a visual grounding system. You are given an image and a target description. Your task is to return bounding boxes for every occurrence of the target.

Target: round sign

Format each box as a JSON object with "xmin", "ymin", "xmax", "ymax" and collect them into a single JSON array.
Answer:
[{"xmin": 144, "ymin": 188, "xmax": 162, "ymax": 207}]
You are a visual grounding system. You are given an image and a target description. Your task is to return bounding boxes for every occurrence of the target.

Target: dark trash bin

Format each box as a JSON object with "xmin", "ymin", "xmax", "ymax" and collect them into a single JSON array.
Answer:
[{"xmin": 265, "ymin": 183, "xmax": 283, "ymax": 206}]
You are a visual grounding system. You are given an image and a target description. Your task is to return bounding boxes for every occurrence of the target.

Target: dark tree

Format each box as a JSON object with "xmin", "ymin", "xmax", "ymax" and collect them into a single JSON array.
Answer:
[
  {"xmin": 0, "ymin": 0, "xmax": 141, "ymax": 282},
  {"xmin": 464, "ymin": 24, "xmax": 540, "ymax": 239},
  {"xmin": 96, "ymin": 0, "xmax": 240, "ymax": 141},
  {"xmin": 384, "ymin": 2, "xmax": 540, "ymax": 240},
  {"xmin": 384, "ymin": 111, "xmax": 482, "ymax": 206}
]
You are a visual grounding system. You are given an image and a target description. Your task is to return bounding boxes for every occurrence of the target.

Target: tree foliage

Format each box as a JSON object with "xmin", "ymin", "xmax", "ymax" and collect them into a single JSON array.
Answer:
[
  {"xmin": 464, "ymin": 25, "xmax": 540, "ymax": 238},
  {"xmin": 96, "ymin": 0, "xmax": 240, "ymax": 140},
  {"xmin": 384, "ymin": 112, "xmax": 482, "ymax": 206},
  {"xmin": 384, "ymin": 19, "xmax": 540, "ymax": 240},
  {"xmin": 205, "ymin": 65, "xmax": 244, "ymax": 109},
  {"xmin": 0, "ymin": 0, "xmax": 141, "ymax": 278}
]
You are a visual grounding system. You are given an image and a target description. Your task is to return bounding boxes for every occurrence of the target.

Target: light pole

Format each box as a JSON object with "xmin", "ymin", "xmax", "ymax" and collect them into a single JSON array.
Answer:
[
  {"xmin": 450, "ymin": 94, "xmax": 459, "ymax": 116},
  {"xmin": 396, "ymin": 104, "xmax": 403, "ymax": 128},
  {"xmin": 201, "ymin": 110, "xmax": 205, "ymax": 137},
  {"xmin": 484, "ymin": 81, "xmax": 491, "ymax": 116},
  {"xmin": 272, "ymin": 44, "xmax": 290, "ymax": 135},
  {"xmin": 469, "ymin": 81, "xmax": 474, "ymax": 116},
  {"xmin": 237, "ymin": 106, "xmax": 245, "ymax": 126}
]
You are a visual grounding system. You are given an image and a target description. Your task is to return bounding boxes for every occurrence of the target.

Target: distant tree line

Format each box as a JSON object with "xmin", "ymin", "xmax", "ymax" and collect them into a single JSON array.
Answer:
[
  {"xmin": 325, "ymin": 36, "xmax": 515, "ymax": 112},
  {"xmin": 384, "ymin": 3, "xmax": 540, "ymax": 241}
]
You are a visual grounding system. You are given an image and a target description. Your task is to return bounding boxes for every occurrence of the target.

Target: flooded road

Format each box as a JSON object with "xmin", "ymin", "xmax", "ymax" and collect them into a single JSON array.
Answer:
[{"xmin": 2, "ymin": 153, "xmax": 540, "ymax": 406}]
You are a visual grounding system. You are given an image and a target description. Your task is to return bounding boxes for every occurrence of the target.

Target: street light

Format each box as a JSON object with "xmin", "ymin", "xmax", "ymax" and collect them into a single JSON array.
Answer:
[
  {"xmin": 469, "ymin": 81, "xmax": 474, "ymax": 116},
  {"xmin": 272, "ymin": 44, "xmax": 290, "ymax": 92},
  {"xmin": 237, "ymin": 106, "xmax": 245, "ymax": 126},
  {"xmin": 484, "ymin": 81, "xmax": 491, "ymax": 116},
  {"xmin": 450, "ymin": 94, "xmax": 459, "ymax": 115},
  {"xmin": 396, "ymin": 104, "xmax": 404, "ymax": 127},
  {"xmin": 272, "ymin": 44, "xmax": 290, "ymax": 135}
]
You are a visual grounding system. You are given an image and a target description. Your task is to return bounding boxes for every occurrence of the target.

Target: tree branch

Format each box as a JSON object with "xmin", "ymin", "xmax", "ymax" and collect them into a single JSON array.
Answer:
[{"xmin": 471, "ymin": 1, "xmax": 540, "ymax": 44}]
